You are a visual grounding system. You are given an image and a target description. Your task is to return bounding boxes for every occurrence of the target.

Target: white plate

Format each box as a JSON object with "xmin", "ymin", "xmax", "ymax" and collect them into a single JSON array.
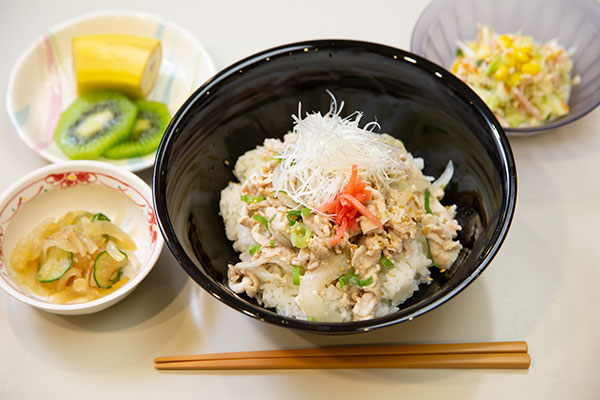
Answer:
[{"xmin": 6, "ymin": 11, "xmax": 217, "ymax": 171}]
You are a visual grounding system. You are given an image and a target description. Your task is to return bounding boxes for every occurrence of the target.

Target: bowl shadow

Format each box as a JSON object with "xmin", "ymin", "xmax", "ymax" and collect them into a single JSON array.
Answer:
[
  {"xmin": 7, "ymin": 249, "xmax": 190, "ymax": 373},
  {"xmin": 57, "ymin": 249, "xmax": 188, "ymax": 331},
  {"xmin": 191, "ymin": 277, "xmax": 517, "ymax": 397}
]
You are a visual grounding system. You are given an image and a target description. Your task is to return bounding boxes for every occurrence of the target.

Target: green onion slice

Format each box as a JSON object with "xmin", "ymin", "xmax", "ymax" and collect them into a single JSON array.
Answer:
[
  {"xmin": 424, "ymin": 188, "xmax": 433, "ymax": 215},
  {"xmin": 287, "ymin": 208, "xmax": 312, "ymax": 225},
  {"xmin": 249, "ymin": 245, "xmax": 261, "ymax": 256},
  {"xmin": 252, "ymin": 214, "xmax": 269, "ymax": 230},
  {"xmin": 292, "ymin": 265, "xmax": 301, "ymax": 285},
  {"xmin": 425, "ymin": 238, "xmax": 443, "ymax": 269},
  {"xmin": 339, "ymin": 275, "xmax": 349, "ymax": 289},
  {"xmin": 339, "ymin": 270, "xmax": 373, "ymax": 289},
  {"xmin": 379, "ymin": 256, "xmax": 394, "ymax": 268},
  {"xmin": 290, "ymin": 222, "xmax": 312, "ymax": 248},
  {"xmin": 358, "ymin": 276, "xmax": 373, "ymax": 287},
  {"xmin": 286, "ymin": 209, "xmax": 302, "ymax": 225},
  {"xmin": 241, "ymin": 195, "xmax": 265, "ymax": 204}
]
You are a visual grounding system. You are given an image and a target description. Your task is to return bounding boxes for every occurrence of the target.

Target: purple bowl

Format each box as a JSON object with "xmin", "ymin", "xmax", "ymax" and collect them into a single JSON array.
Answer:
[{"xmin": 411, "ymin": 0, "xmax": 600, "ymax": 136}]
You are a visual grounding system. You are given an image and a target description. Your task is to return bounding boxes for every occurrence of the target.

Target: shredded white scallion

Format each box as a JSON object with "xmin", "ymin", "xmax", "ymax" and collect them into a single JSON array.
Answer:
[{"xmin": 272, "ymin": 95, "xmax": 405, "ymax": 209}]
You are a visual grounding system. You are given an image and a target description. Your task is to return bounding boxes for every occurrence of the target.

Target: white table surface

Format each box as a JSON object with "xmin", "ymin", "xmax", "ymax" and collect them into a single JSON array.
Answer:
[{"xmin": 1, "ymin": 1, "xmax": 599, "ymax": 398}]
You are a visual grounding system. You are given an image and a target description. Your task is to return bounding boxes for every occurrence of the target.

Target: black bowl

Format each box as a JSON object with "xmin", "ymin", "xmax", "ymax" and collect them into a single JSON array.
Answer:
[{"xmin": 153, "ymin": 40, "xmax": 517, "ymax": 334}]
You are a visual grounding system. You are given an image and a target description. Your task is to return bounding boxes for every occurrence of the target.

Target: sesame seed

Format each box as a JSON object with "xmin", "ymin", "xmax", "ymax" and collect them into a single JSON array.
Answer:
[{"xmin": 224, "ymin": 160, "xmax": 230, "ymax": 165}]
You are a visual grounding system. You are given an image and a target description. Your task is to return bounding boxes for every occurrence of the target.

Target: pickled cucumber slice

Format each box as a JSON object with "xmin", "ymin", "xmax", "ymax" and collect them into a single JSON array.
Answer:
[
  {"xmin": 36, "ymin": 246, "xmax": 72, "ymax": 282},
  {"xmin": 53, "ymin": 91, "xmax": 138, "ymax": 159},
  {"xmin": 91, "ymin": 213, "xmax": 110, "ymax": 222},
  {"xmin": 102, "ymin": 100, "xmax": 171, "ymax": 159},
  {"xmin": 93, "ymin": 250, "xmax": 128, "ymax": 289}
]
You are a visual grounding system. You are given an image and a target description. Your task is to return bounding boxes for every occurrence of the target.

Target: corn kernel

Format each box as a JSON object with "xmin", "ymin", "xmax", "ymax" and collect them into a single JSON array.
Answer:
[
  {"xmin": 494, "ymin": 65, "xmax": 509, "ymax": 81},
  {"xmin": 515, "ymin": 51, "xmax": 530, "ymax": 63},
  {"xmin": 452, "ymin": 60, "xmax": 460, "ymax": 73},
  {"xmin": 521, "ymin": 62, "xmax": 540, "ymax": 75},
  {"xmin": 509, "ymin": 73, "xmax": 521, "ymax": 87},
  {"xmin": 498, "ymin": 34, "xmax": 513, "ymax": 48},
  {"xmin": 514, "ymin": 43, "xmax": 533, "ymax": 54},
  {"xmin": 505, "ymin": 52, "xmax": 517, "ymax": 68}
]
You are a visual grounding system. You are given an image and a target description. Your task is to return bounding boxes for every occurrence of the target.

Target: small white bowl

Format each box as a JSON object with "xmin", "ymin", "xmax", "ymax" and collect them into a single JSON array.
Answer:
[
  {"xmin": 0, "ymin": 161, "xmax": 164, "ymax": 314},
  {"xmin": 6, "ymin": 11, "xmax": 217, "ymax": 171}
]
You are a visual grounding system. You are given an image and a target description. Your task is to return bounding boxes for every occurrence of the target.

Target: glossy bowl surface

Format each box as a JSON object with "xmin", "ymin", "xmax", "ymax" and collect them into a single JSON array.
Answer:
[
  {"xmin": 0, "ymin": 161, "xmax": 163, "ymax": 314},
  {"xmin": 411, "ymin": 0, "xmax": 600, "ymax": 136},
  {"xmin": 154, "ymin": 39, "xmax": 517, "ymax": 333}
]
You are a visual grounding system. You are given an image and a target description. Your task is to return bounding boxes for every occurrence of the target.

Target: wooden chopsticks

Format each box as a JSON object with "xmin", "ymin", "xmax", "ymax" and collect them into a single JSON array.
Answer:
[{"xmin": 154, "ymin": 341, "xmax": 530, "ymax": 370}]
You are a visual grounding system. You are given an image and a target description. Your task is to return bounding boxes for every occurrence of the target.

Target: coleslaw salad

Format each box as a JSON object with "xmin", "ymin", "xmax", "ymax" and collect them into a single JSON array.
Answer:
[{"xmin": 453, "ymin": 25, "xmax": 579, "ymax": 128}]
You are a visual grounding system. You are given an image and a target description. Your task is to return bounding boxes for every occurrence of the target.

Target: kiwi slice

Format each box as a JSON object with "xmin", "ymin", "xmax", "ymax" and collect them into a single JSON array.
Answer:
[
  {"xmin": 102, "ymin": 100, "xmax": 171, "ymax": 159},
  {"xmin": 53, "ymin": 91, "xmax": 138, "ymax": 159}
]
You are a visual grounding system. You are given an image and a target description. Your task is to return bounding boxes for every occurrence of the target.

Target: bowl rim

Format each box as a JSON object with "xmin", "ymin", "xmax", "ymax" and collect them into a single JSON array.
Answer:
[
  {"xmin": 5, "ymin": 10, "xmax": 217, "ymax": 172},
  {"xmin": 409, "ymin": 0, "xmax": 600, "ymax": 136},
  {"xmin": 153, "ymin": 39, "xmax": 517, "ymax": 333},
  {"xmin": 0, "ymin": 160, "xmax": 164, "ymax": 313}
]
